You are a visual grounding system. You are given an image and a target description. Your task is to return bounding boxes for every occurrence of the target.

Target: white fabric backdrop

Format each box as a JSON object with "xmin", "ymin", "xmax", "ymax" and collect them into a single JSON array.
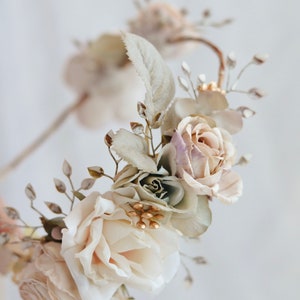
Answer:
[{"xmin": 0, "ymin": 0, "xmax": 299, "ymax": 299}]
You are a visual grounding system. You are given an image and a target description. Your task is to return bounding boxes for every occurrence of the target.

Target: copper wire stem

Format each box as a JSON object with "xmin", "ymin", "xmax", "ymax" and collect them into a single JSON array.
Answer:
[
  {"xmin": 0, "ymin": 94, "xmax": 88, "ymax": 180},
  {"xmin": 168, "ymin": 36, "xmax": 225, "ymax": 88}
]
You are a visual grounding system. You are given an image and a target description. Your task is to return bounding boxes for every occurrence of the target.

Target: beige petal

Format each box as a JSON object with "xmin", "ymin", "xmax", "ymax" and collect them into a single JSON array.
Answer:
[
  {"xmin": 171, "ymin": 196, "xmax": 211, "ymax": 237},
  {"xmin": 86, "ymin": 33, "xmax": 128, "ymax": 67},
  {"xmin": 212, "ymin": 110, "xmax": 243, "ymax": 134},
  {"xmin": 196, "ymin": 91, "xmax": 228, "ymax": 114},
  {"xmin": 214, "ymin": 170, "xmax": 243, "ymax": 204}
]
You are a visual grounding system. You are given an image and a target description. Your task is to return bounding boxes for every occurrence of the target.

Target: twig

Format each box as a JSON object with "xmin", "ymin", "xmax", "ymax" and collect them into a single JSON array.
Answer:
[
  {"xmin": 168, "ymin": 36, "xmax": 225, "ymax": 88},
  {"xmin": 0, "ymin": 93, "xmax": 88, "ymax": 180}
]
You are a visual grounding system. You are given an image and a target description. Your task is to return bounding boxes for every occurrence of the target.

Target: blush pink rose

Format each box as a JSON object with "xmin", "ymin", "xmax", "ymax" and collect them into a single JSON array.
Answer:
[
  {"xmin": 171, "ymin": 116, "xmax": 242, "ymax": 203},
  {"xmin": 18, "ymin": 242, "xmax": 80, "ymax": 300}
]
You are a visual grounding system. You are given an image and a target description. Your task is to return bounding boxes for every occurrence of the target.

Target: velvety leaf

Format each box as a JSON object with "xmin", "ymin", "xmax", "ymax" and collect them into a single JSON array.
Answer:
[
  {"xmin": 112, "ymin": 129, "xmax": 157, "ymax": 172},
  {"xmin": 122, "ymin": 32, "xmax": 175, "ymax": 127}
]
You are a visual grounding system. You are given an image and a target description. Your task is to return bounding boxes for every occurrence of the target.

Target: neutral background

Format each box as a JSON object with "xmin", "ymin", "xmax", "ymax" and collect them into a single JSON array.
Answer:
[{"xmin": 0, "ymin": 0, "xmax": 299, "ymax": 299}]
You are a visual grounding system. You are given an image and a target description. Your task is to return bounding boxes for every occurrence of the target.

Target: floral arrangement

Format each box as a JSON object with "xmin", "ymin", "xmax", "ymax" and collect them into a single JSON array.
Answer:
[{"xmin": 0, "ymin": 1, "xmax": 267, "ymax": 300}]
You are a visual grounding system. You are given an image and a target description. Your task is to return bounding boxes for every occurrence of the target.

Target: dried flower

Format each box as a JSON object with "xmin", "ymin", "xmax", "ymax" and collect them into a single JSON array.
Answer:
[
  {"xmin": 128, "ymin": 2, "xmax": 198, "ymax": 58},
  {"xmin": 0, "ymin": 15, "xmax": 266, "ymax": 299}
]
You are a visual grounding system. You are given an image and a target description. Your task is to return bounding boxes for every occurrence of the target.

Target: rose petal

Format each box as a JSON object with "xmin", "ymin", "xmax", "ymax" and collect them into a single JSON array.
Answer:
[
  {"xmin": 196, "ymin": 91, "xmax": 229, "ymax": 114},
  {"xmin": 171, "ymin": 196, "xmax": 211, "ymax": 237},
  {"xmin": 214, "ymin": 170, "xmax": 243, "ymax": 204},
  {"xmin": 212, "ymin": 110, "xmax": 243, "ymax": 134}
]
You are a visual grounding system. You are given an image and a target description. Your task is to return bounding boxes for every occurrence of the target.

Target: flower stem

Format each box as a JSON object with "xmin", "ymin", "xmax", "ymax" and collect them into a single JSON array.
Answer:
[
  {"xmin": 0, "ymin": 93, "xmax": 88, "ymax": 180},
  {"xmin": 168, "ymin": 36, "xmax": 225, "ymax": 88},
  {"xmin": 229, "ymin": 61, "xmax": 253, "ymax": 91},
  {"xmin": 145, "ymin": 121, "xmax": 156, "ymax": 157}
]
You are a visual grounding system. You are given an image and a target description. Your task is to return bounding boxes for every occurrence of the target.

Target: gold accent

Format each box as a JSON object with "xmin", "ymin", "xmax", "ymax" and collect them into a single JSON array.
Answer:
[
  {"xmin": 128, "ymin": 202, "xmax": 164, "ymax": 230},
  {"xmin": 149, "ymin": 221, "xmax": 160, "ymax": 229}
]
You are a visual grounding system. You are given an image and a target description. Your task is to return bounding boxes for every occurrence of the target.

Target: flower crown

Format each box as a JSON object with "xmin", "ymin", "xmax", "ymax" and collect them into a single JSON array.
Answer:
[{"xmin": 0, "ymin": 3, "xmax": 267, "ymax": 299}]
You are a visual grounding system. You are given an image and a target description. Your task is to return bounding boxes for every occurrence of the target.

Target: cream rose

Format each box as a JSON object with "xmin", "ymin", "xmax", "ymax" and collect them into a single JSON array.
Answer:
[
  {"xmin": 171, "ymin": 116, "xmax": 242, "ymax": 203},
  {"xmin": 18, "ymin": 242, "xmax": 80, "ymax": 300},
  {"xmin": 61, "ymin": 192, "xmax": 180, "ymax": 300}
]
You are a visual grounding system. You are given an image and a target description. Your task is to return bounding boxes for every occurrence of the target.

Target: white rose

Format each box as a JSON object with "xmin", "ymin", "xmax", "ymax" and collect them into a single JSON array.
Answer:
[
  {"xmin": 171, "ymin": 116, "xmax": 242, "ymax": 203},
  {"xmin": 18, "ymin": 242, "xmax": 80, "ymax": 300},
  {"xmin": 61, "ymin": 192, "xmax": 180, "ymax": 300}
]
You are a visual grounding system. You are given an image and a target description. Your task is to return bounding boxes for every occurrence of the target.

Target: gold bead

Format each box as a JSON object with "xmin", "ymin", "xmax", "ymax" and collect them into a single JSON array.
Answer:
[
  {"xmin": 133, "ymin": 203, "xmax": 143, "ymax": 210},
  {"xmin": 136, "ymin": 221, "xmax": 146, "ymax": 229},
  {"xmin": 149, "ymin": 221, "xmax": 160, "ymax": 229},
  {"xmin": 141, "ymin": 212, "xmax": 153, "ymax": 219},
  {"xmin": 127, "ymin": 211, "xmax": 138, "ymax": 217},
  {"xmin": 154, "ymin": 214, "xmax": 164, "ymax": 220},
  {"xmin": 150, "ymin": 205, "xmax": 160, "ymax": 212}
]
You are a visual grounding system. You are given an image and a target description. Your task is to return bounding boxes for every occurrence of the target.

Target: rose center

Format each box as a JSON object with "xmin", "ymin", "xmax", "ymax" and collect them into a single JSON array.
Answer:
[{"xmin": 141, "ymin": 177, "xmax": 168, "ymax": 200}]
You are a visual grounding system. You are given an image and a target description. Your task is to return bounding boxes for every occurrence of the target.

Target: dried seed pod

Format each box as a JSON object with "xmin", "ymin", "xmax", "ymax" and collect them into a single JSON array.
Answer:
[
  {"xmin": 45, "ymin": 202, "xmax": 63, "ymax": 214},
  {"xmin": 178, "ymin": 76, "xmax": 189, "ymax": 92},
  {"xmin": 226, "ymin": 52, "xmax": 237, "ymax": 69},
  {"xmin": 88, "ymin": 166, "xmax": 104, "ymax": 178},
  {"xmin": 130, "ymin": 122, "xmax": 144, "ymax": 134},
  {"xmin": 25, "ymin": 183, "xmax": 36, "ymax": 201},
  {"xmin": 137, "ymin": 102, "xmax": 147, "ymax": 119},
  {"xmin": 4, "ymin": 207, "xmax": 20, "ymax": 220},
  {"xmin": 181, "ymin": 61, "xmax": 191, "ymax": 75},
  {"xmin": 53, "ymin": 178, "xmax": 66, "ymax": 193},
  {"xmin": 62, "ymin": 160, "xmax": 72, "ymax": 177},
  {"xmin": 104, "ymin": 130, "xmax": 114, "ymax": 147},
  {"xmin": 236, "ymin": 106, "xmax": 256, "ymax": 118},
  {"xmin": 248, "ymin": 88, "xmax": 265, "ymax": 99},
  {"xmin": 81, "ymin": 178, "xmax": 96, "ymax": 190},
  {"xmin": 252, "ymin": 53, "xmax": 269, "ymax": 65}
]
